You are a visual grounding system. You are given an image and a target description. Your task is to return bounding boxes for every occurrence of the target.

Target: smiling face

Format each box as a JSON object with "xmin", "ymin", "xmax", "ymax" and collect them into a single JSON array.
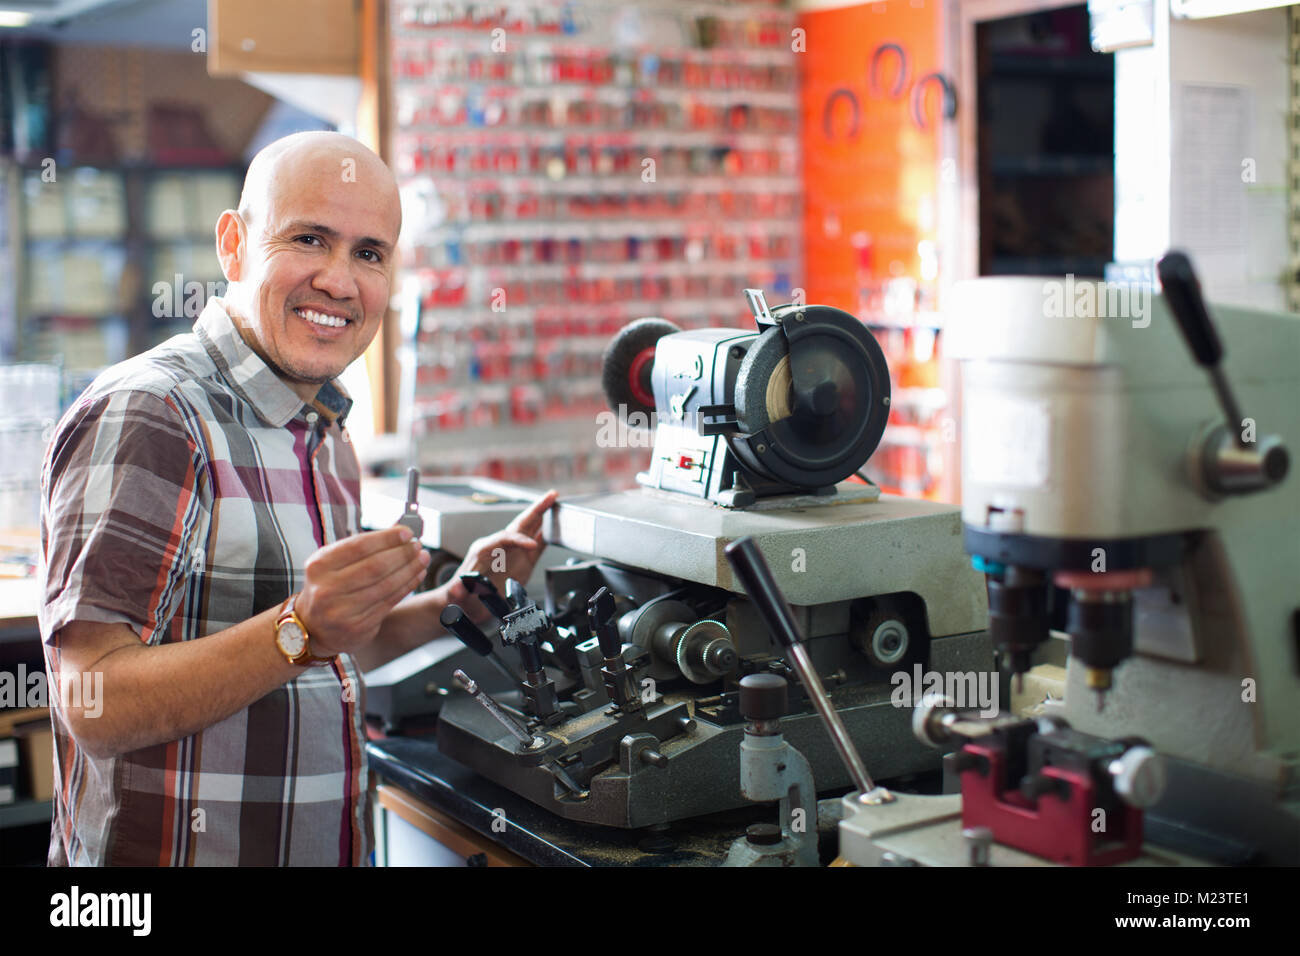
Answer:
[{"xmin": 216, "ymin": 133, "xmax": 402, "ymax": 401}]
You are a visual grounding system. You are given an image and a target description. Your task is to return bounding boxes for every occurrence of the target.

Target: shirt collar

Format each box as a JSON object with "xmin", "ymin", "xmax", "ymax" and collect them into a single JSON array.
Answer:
[{"xmin": 194, "ymin": 297, "xmax": 353, "ymax": 429}]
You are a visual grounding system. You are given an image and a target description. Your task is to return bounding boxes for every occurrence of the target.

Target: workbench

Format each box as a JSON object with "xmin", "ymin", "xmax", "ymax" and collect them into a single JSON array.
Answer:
[{"xmin": 366, "ymin": 732, "xmax": 841, "ymax": 867}]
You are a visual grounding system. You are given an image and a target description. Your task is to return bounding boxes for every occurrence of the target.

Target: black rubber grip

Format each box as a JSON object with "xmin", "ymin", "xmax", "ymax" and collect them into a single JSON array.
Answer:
[
  {"xmin": 1158, "ymin": 251, "xmax": 1223, "ymax": 367},
  {"xmin": 723, "ymin": 536, "xmax": 805, "ymax": 650},
  {"xmin": 459, "ymin": 572, "xmax": 512, "ymax": 619},
  {"xmin": 440, "ymin": 605, "xmax": 493, "ymax": 657}
]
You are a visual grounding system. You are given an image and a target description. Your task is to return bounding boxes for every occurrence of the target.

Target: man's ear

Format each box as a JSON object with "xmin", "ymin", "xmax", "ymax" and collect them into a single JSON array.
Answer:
[{"xmin": 215, "ymin": 210, "xmax": 245, "ymax": 282}]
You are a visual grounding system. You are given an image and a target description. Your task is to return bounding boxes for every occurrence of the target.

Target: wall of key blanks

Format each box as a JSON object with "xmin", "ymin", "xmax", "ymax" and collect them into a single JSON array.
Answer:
[{"xmin": 391, "ymin": 0, "xmax": 801, "ymax": 493}]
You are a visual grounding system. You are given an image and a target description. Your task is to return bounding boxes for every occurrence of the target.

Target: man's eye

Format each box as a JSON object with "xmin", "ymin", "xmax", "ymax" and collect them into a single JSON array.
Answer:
[
  {"xmin": 295, "ymin": 235, "xmax": 321, "ymax": 246},
  {"xmin": 357, "ymin": 249, "xmax": 381, "ymax": 262}
]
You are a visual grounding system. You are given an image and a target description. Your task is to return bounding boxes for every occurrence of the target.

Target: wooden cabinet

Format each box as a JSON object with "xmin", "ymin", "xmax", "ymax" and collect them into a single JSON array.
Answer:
[{"xmin": 208, "ymin": 0, "xmax": 360, "ymax": 77}]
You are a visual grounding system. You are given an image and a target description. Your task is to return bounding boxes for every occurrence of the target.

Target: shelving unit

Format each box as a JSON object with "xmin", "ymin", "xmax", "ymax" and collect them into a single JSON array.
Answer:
[
  {"xmin": 9, "ymin": 164, "xmax": 240, "ymax": 375},
  {"xmin": 390, "ymin": 0, "xmax": 802, "ymax": 494}
]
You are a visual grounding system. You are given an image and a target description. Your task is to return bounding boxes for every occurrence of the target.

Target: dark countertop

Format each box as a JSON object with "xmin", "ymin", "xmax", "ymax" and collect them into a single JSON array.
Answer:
[{"xmin": 366, "ymin": 731, "xmax": 798, "ymax": 867}]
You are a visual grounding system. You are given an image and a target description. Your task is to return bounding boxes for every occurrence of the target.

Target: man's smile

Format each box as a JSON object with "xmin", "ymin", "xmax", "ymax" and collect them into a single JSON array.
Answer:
[{"xmin": 293, "ymin": 305, "xmax": 355, "ymax": 331}]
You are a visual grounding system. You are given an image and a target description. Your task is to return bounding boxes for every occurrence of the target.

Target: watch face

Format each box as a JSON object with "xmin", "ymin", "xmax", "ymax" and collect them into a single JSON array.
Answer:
[{"xmin": 277, "ymin": 620, "xmax": 306, "ymax": 658}]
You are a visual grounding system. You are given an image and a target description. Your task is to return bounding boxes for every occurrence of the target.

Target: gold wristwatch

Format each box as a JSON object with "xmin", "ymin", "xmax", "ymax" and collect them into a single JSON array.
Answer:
[{"xmin": 274, "ymin": 597, "xmax": 336, "ymax": 666}]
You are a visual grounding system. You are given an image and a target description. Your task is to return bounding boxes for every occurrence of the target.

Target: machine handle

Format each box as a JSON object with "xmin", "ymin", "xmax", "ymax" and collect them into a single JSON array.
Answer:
[
  {"xmin": 588, "ymin": 587, "xmax": 622, "ymax": 659},
  {"xmin": 1158, "ymin": 251, "xmax": 1289, "ymax": 481},
  {"xmin": 459, "ymin": 572, "xmax": 512, "ymax": 619},
  {"xmin": 507, "ymin": 578, "xmax": 528, "ymax": 610},
  {"xmin": 723, "ymin": 537, "xmax": 803, "ymax": 650},
  {"xmin": 723, "ymin": 536, "xmax": 890, "ymax": 804},
  {"xmin": 1157, "ymin": 251, "xmax": 1223, "ymax": 368},
  {"xmin": 440, "ymin": 606, "xmax": 494, "ymax": 657}
]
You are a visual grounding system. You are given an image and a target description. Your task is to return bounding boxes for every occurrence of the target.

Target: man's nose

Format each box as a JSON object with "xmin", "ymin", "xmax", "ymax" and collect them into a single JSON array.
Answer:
[{"xmin": 311, "ymin": 249, "xmax": 360, "ymax": 301}]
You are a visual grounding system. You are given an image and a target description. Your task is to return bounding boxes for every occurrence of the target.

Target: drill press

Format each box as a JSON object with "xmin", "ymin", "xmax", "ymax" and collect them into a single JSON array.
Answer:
[{"xmin": 939, "ymin": 253, "xmax": 1299, "ymax": 862}]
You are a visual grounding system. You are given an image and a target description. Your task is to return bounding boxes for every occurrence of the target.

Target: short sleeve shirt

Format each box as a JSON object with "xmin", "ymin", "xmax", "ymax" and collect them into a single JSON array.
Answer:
[{"xmin": 38, "ymin": 297, "xmax": 371, "ymax": 866}]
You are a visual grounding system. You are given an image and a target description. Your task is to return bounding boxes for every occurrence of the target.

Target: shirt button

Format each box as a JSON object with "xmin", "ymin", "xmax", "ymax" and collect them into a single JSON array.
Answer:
[{"xmin": 305, "ymin": 411, "xmax": 319, "ymax": 425}]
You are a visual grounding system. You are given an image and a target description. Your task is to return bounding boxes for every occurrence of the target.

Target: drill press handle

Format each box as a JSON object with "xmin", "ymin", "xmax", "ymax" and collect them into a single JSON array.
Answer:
[
  {"xmin": 1158, "ymin": 250, "xmax": 1289, "ymax": 492},
  {"xmin": 1157, "ymin": 250, "xmax": 1225, "ymax": 369}
]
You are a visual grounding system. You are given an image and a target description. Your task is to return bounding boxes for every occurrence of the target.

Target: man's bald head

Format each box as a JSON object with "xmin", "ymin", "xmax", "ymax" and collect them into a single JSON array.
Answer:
[
  {"xmin": 237, "ymin": 131, "xmax": 400, "ymax": 233},
  {"xmin": 214, "ymin": 131, "xmax": 403, "ymax": 402}
]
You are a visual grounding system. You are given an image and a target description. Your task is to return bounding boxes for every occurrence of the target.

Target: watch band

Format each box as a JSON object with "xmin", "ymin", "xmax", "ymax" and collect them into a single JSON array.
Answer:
[{"xmin": 275, "ymin": 596, "xmax": 337, "ymax": 666}]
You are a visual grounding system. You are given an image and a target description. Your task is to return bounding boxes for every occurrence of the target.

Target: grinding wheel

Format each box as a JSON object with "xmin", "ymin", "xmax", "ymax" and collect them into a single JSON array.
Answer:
[
  {"xmin": 732, "ymin": 306, "xmax": 890, "ymax": 488},
  {"xmin": 601, "ymin": 317, "xmax": 682, "ymax": 421}
]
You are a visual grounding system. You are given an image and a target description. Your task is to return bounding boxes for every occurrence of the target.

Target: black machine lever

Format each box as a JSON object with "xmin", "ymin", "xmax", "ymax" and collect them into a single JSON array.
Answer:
[
  {"xmin": 440, "ymin": 605, "xmax": 493, "ymax": 657},
  {"xmin": 589, "ymin": 587, "xmax": 622, "ymax": 659},
  {"xmin": 459, "ymin": 572, "xmax": 513, "ymax": 619},
  {"xmin": 439, "ymin": 605, "xmax": 522, "ymax": 688},
  {"xmin": 1157, "ymin": 251, "xmax": 1289, "ymax": 494},
  {"xmin": 724, "ymin": 536, "xmax": 891, "ymax": 804},
  {"xmin": 493, "ymin": 577, "xmax": 560, "ymax": 720},
  {"xmin": 588, "ymin": 586, "xmax": 642, "ymax": 713}
]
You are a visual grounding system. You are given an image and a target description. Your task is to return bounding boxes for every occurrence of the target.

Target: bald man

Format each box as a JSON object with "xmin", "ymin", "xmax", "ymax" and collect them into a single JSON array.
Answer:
[{"xmin": 38, "ymin": 132, "xmax": 556, "ymax": 865}]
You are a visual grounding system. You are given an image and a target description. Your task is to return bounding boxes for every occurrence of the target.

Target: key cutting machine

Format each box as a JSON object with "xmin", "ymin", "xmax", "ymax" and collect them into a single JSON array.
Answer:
[{"xmin": 433, "ymin": 289, "xmax": 992, "ymax": 829}]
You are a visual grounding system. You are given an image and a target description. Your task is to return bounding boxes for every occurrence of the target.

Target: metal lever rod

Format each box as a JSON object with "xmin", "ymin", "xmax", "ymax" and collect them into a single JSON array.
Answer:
[
  {"xmin": 724, "ymin": 536, "xmax": 889, "ymax": 803},
  {"xmin": 452, "ymin": 669, "xmax": 536, "ymax": 747},
  {"xmin": 453, "ymin": 670, "xmax": 588, "ymax": 799}
]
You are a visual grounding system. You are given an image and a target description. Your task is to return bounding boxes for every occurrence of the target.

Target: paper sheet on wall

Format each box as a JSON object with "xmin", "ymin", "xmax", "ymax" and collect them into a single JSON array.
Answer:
[{"xmin": 1173, "ymin": 84, "xmax": 1249, "ymax": 254}]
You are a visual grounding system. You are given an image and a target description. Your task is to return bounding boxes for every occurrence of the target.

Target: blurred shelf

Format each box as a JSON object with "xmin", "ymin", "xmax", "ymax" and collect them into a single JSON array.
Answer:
[{"xmin": 0, "ymin": 799, "xmax": 52, "ymax": 830}]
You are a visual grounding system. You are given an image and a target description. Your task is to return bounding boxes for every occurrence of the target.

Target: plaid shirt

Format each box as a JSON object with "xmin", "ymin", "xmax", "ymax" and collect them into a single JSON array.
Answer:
[{"xmin": 39, "ymin": 298, "xmax": 371, "ymax": 866}]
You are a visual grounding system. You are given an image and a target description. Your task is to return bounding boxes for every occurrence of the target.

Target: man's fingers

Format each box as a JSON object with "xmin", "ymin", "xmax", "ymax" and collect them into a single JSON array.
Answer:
[
  {"xmin": 308, "ymin": 527, "xmax": 414, "ymax": 574},
  {"xmin": 355, "ymin": 558, "xmax": 428, "ymax": 619},
  {"xmin": 508, "ymin": 489, "xmax": 558, "ymax": 537},
  {"xmin": 315, "ymin": 538, "xmax": 426, "ymax": 597},
  {"xmin": 502, "ymin": 532, "xmax": 540, "ymax": 550}
]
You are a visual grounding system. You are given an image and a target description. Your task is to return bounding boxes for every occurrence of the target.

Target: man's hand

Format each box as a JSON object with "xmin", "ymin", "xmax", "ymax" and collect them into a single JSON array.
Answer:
[
  {"xmin": 451, "ymin": 489, "xmax": 559, "ymax": 622},
  {"xmin": 296, "ymin": 526, "xmax": 431, "ymax": 656}
]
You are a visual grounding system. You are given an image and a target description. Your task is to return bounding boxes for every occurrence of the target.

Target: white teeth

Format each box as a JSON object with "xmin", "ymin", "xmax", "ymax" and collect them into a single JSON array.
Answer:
[{"xmin": 296, "ymin": 308, "xmax": 348, "ymax": 328}]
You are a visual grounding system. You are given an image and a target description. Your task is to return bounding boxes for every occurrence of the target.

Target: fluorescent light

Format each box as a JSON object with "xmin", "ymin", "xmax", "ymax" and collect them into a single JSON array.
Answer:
[
  {"xmin": 0, "ymin": 10, "xmax": 33, "ymax": 27},
  {"xmin": 1171, "ymin": 0, "xmax": 1296, "ymax": 17}
]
